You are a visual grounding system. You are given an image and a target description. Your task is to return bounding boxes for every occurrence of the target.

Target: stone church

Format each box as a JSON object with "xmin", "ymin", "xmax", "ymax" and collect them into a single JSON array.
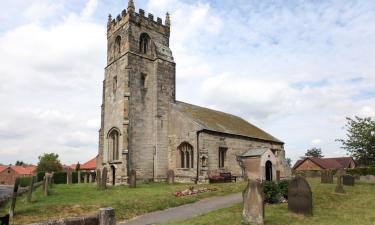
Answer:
[{"xmin": 97, "ymin": 0, "xmax": 291, "ymax": 184}]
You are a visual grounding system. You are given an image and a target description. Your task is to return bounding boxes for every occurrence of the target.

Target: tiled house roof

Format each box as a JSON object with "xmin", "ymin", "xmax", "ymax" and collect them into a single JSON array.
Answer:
[
  {"xmin": 293, "ymin": 157, "xmax": 356, "ymax": 170},
  {"xmin": 81, "ymin": 157, "xmax": 97, "ymax": 170},
  {"xmin": 175, "ymin": 101, "xmax": 283, "ymax": 144}
]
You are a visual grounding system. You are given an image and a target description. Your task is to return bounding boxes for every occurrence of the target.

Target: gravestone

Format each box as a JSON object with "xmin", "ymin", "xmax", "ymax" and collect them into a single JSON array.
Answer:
[
  {"xmin": 129, "ymin": 170, "xmax": 136, "ymax": 188},
  {"xmin": 96, "ymin": 169, "xmax": 102, "ymax": 187},
  {"xmin": 27, "ymin": 176, "xmax": 35, "ymax": 203},
  {"xmin": 84, "ymin": 174, "xmax": 88, "ymax": 183},
  {"xmin": 342, "ymin": 175, "xmax": 355, "ymax": 186},
  {"xmin": 9, "ymin": 178, "xmax": 20, "ymax": 217},
  {"xmin": 242, "ymin": 180, "xmax": 264, "ymax": 224},
  {"xmin": 0, "ymin": 214, "xmax": 9, "ymax": 225},
  {"xmin": 67, "ymin": 171, "xmax": 72, "ymax": 185},
  {"xmin": 101, "ymin": 168, "xmax": 108, "ymax": 190},
  {"xmin": 99, "ymin": 208, "xmax": 116, "ymax": 225},
  {"xmin": 89, "ymin": 174, "xmax": 93, "ymax": 183},
  {"xmin": 288, "ymin": 177, "xmax": 312, "ymax": 216},
  {"xmin": 78, "ymin": 171, "xmax": 81, "ymax": 184},
  {"xmin": 335, "ymin": 175, "xmax": 345, "ymax": 193},
  {"xmin": 321, "ymin": 170, "xmax": 333, "ymax": 184},
  {"xmin": 167, "ymin": 170, "xmax": 174, "ymax": 184},
  {"xmin": 276, "ymin": 170, "xmax": 280, "ymax": 182}
]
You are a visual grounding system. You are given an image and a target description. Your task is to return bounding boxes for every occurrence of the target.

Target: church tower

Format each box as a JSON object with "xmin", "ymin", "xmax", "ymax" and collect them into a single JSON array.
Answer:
[{"xmin": 98, "ymin": 0, "xmax": 175, "ymax": 183}]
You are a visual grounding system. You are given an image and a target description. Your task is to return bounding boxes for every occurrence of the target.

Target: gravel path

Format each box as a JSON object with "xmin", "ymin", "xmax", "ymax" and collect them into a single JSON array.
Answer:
[{"xmin": 118, "ymin": 193, "xmax": 242, "ymax": 225}]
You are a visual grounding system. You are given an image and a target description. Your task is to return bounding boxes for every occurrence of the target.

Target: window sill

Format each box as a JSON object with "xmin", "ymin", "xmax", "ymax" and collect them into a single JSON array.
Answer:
[
  {"xmin": 177, "ymin": 168, "xmax": 194, "ymax": 171},
  {"xmin": 109, "ymin": 160, "xmax": 122, "ymax": 164}
]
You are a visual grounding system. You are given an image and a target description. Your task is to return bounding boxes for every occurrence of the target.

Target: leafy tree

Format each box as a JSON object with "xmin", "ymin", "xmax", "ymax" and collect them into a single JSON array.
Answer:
[
  {"xmin": 37, "ymin": 153, "xmax": 63, "ymax": 172},
  {"xmin": 15, "ymin": 161, "xmax": 24, "ymax": 166},
  {"xmin": 301, "ymin": 147, "xmax": 324, "ymax": 159},
  {"xmin": 75, "ymin": 162, "xmax": 81, "ymax": 171},
  {"xmin": 286, "ymin": 158, "xmax": 292, "ymax": 167},
  {"xmin": 337, "ymin": 116, "xmax": 375, "ymax": 166}
]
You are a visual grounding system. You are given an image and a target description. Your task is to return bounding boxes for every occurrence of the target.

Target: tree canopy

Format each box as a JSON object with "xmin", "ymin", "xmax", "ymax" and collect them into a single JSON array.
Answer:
[
  {"xmin": 302, "ymin": 147, "xmax": 324, "ymax": 159},
  {"xmin": 37, "ymin": 153, "xmax": 63, "ymax": 172},
  {"xmin": 337, "ymin": 116, "xmax": 375, "ymax": 166}
]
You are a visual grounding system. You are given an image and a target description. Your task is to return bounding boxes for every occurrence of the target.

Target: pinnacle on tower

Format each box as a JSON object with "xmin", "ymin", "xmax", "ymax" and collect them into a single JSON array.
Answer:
[
  {"xmin": 107, "ymin": 14, "xmax": 112, "ymax": 26},
  {"xmin": 128, "ymin": 0, "xmax": 135, "ymax": 14},
  {"xmin": 165, "ymin": 12, "xmax": 171, "ymax": 27}
]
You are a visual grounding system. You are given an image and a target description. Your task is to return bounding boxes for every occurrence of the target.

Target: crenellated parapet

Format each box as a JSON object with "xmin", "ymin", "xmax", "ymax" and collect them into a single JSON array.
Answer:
[{"xmin": 107, "ymin": 1, "xmax": 170, "ymax": 38}]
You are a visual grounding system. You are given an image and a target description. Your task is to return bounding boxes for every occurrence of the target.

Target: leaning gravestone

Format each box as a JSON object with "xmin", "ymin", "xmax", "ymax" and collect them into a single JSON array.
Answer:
[
  {"xmin": 335, "ymin": 175, "xmax": 345, "ymax": 193},
  {"xmin": 101, "ymin": 168, "xmax": 108, "ymax": 190},
  {"xmin": 342, "ymin": 175, "xmax": 355, "ymax": 186},
  {"xmin": 288, "ymin": 176, "xmax": 312, "ymax": 216},
  {"xmin": 9, "ymin": 178, "xmax": 20, "ymax": 217},
  {"xmin": 167, "ymin": 170, "xmax": 174, "ymax": 184},
  {"xmin": 242, "ymin": 180, "xmax": 264, "ymax": 224},
  {"xmin": 129, "ymin": 170, "xmax": 136, "ymax": 188}
]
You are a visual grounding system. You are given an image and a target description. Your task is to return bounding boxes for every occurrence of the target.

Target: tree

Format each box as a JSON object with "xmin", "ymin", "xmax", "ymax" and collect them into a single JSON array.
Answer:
[
  {"xmin": 37, "ymin": 153, "xmax": 63, "ymax": 172},
  {"xmin": 286, "ymin": 158, "xmax": 292, "ymax": 167},
  {"xmin": 75, "ymin": 162, "xmax": 81, "ymax": 171},
  {"xmin": 301, "ymin": 147, "xmax": 324, "ymax": 159},
  {"xmin": 337, "ymin": 116, "xmax": 375, "ymax": 166},
  {"xmin": 15, "ymin": 161, "xmax": 24, "ymax": 166}
]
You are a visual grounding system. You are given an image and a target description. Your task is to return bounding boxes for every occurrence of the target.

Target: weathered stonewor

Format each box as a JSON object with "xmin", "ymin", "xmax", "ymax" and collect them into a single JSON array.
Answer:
[
  {"xmin": 276, "ymin": 170, "xmax": 281, "ymax": 182},
  {"xmin": 342, "ymin": 175, "xmax": 355, "ymax": 186},
  {"xmin": 101, "ymin": 168, "xmax": 108, "ymax": 190},
  {"xmin": 335, "ymin": 175, "xmax": 345, "ymax": 193},
  {"xmin": 288, "ymin": 176, "xmax": 313, "ymax": 216},
  {"xmin": 9, "ymin": 178, "xmax": 20, "ymax": 217},
  {"xmin": 129, "ymin": 170, "xmax": 136, "ymax": 188},
  {"xmin": 242, "ymin": 180, "xmax": 264, "ymax": 224},
  {"xmin": 321, "ymin": 170, "xmax": 333, "ymax": 184},
  {"xmin": 27, "ymin": 176, "xmax": 35, "ymax": 203},
  {"xmin": 67, "ymin": 171, "xmax": 73, "ymax": 185},
  {"xmin": 167, "ymin": 170, "xmax": 174, "ymax": 184},
  {"xmin": 99, "ymin": 208, "xmax": 116, "ymax": 225},
  {"xmin": 78, "ymin": 171, "xmax": 81, "ymax": 184},
  {"xmin": 96, "ymin": 169, "xmax": 101, "ymax": 187}
]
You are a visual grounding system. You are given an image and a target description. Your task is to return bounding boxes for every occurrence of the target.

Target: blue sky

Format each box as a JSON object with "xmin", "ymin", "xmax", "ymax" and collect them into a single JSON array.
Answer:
[{"xmin": 0, "ymin": 0, "xmax": 374, "ymax": 165}]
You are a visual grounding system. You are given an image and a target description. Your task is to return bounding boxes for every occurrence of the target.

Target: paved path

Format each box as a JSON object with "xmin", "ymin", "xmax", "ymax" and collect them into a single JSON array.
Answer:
[{"xmin": 118, "ymin": 193, "xmax": 242, "ymax": 225}]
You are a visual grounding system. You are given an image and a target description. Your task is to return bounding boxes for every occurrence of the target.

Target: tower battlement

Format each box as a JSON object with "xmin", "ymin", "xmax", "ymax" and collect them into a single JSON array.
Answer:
[{"xmin": 107, "ymin": 0, "xmax": 170, "ymax": 37}]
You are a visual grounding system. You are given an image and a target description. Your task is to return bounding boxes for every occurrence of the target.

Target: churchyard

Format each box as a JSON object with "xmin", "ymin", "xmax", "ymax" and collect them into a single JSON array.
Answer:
[{"xmin": 164, "ymin": 178, "xmax": 375, "ymax": 225}]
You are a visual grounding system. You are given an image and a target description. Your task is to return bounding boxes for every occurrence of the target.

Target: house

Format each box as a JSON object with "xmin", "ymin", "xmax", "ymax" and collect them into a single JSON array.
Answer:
[
  {"xmin": 0, "ymin": 166, "xmax": 36, "ymax": 185},
  {"xmin": 80, "ymin": 157, "xmax": 96, "ymax": 171},
  {"xmin": 292, "ymin": 157, "xmax": 356, "ymax": 172}
]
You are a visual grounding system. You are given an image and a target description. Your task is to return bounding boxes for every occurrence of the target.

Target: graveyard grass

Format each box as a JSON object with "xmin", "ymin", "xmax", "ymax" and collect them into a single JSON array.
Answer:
[
  {"xmin": 0, "ymin": 181, "xmax": 246, "ymax": 225},
  {"xmin": 164, "ymin": 179, "xmax": 375, "ymax": 225}
]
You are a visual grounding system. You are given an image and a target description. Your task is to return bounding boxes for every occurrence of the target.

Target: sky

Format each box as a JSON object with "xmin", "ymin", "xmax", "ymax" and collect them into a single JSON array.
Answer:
[{"xmin": 0, "ymin": 0, "xmax": 374, "ymax": 166}]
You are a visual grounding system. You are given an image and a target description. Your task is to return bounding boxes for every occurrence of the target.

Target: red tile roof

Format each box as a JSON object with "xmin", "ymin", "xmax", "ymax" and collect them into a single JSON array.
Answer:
[
  {"xmin": 80, "ymin": 157, "xmax": 97, "ymax": 170},
  {"xmin": 11, "ymin": 166, "xmax": 36, "ymax": 175},
  {"xmin": 0, "ymin": 165, "xmax": 7, "ymax": 173},
  {"xmin": 293, "ymin": 157, "xmax": 356, "ymax": 170}
]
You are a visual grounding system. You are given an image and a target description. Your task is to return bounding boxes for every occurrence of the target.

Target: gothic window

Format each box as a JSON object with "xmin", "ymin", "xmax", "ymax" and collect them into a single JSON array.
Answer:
[
  {"xmin": 108, "ymin": 128, "xmax": 120, "ymax": 161},
  {"xmin": 179, "ymin": 142, "xmax": 194, "ymax": 169},
  {"xmin": 113, "ymin": 76, "xmax": 117, "ymax": 95},
  {"xmin": 115, "ymin": 36, "xmax": 121, "ymax": 56},
  {"xmin": 218, "ymin": 147, "xmax": 227, "ymax": 168},
  {"xmin": 141, "ymin": 73, "xmax": 147, "ymax": 89},
  {"xmin": 139, "ymin": 33, "xmax": 150, "ymax": 54}
]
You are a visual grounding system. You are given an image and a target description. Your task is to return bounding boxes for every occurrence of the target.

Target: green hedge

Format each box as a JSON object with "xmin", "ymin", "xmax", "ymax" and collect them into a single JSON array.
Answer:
[
  {"xmin": 347, "ymin": 167, "xmax": 375, "ymax": 176},
  {"xmin": 37, "ymin": 171, "xmax": 45, "ymax": 182},
  {"xmin": 52, "ymin": 171, "xmax": 80, "ymax": 184},
  {"xmin": 18, "ymin": 176, "xmax": 33, "ymax": 187}
]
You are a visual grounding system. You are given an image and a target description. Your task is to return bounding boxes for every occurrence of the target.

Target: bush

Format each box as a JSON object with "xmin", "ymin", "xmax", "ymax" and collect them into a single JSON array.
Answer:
[
  {"xmin": 18, "ymin": 176, "xmax": 32, "ymax": 187},
  {"xmin": 278, "ymin": 180, "xmax": 290, "ymax": 199},
  {"xmin": 37, "ymin": 171, "xmax": 45, "ymax": 182},
  {"xmin": 262, "ymin": 181, "xmax": 280, "ymax": 204},
  {"xmin": 53, "ymin": 172, "xmax": 67, "ymax": 184},
  {"xmin": 347, "ymin": 166, "xmax": 375, "ymax": 176}
]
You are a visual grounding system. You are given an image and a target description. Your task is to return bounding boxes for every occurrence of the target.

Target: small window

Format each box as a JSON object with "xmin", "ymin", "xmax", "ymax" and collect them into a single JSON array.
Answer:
[
  {"xmin": 108, "ymin": 128, "xmax": 120, "ymax": 161},
  {"xmin": 218, "ymin": 147, "xmax": 227, "ymax": 168},
  {"xmin": 115, "ymin": 36, "xmax": 121, "ymax": 55},
  {"xmin": 113, "ymin": 76, "xmax": 117, "ymax": 94},
  {"xmin": 179, "ymin": 143, "xmax": 194, "ymax": 169},
  {"xmin": 139, "ymin": 33, "xmax": 150, "ymax": 54},
  {"xmin": 141, "ymin": 74, "xmax": 147, "ymax": 88}
]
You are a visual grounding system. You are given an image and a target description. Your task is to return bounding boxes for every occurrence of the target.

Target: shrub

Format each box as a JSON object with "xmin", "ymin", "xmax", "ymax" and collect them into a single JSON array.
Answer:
[
  {"xmin": 262, "ymin": 181, "xmax": 280, "ymax": 204},
  {"xmin": 53, "ymin": 172, "xmax": 67, "ymax": 184},
  {"xmin": 278, "ymin": 180, "xmax": 290, "ymax": 199},
  {"xmin": 18, "ymin": 177, "xmax": 32, "ymax": 187},
  {"xmin": 347, "ymin": 166, "xmax": 375, "ymax": 176},
  {"xmin": 37, "ymin": 171, "xmax": 45, "ymax": 182}
]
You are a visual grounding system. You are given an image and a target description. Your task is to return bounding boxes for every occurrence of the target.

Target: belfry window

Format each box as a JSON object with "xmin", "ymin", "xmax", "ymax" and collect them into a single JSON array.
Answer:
[
  {"xmin": 218, "ymin": 147, "xmax": 227, "ymax": 168},
  {"xmin": 108, "ymin": 129, "xmax": 120, "ymax": 161},
  {"xmin": 115, "ymin": 36, "xmax": 121, "ymax": 55},
  {"xmin": 139, "ymin": 33, "xmax": 150, "ymax": 54},
  {"xmin": 179, "ymin": 143, "xmax": 194, "ymax": 169}
]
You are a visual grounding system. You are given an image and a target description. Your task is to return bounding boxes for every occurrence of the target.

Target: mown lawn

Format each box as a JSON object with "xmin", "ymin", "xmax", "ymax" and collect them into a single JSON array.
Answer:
[
  {"xmin": 0, "ymin": 181, "xmax": 246, "ymax": 225},
  {"xmin": 164, "ymin": 179, "xmax": 375, "ymax": 225}
]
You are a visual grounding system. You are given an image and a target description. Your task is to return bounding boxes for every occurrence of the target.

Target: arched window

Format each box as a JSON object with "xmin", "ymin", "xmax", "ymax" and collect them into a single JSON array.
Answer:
[
  {"xmin": 108, "ymin": 128, "xmax": 120, "ymax": 161},
  {"xmin": 178, "ymin": 143, "xmax": 194, "ymax": 169},
  {"xmin": 139, "ymin": 33, "xmax": 150, "ymax": 54},
  {"xmin": 115, "ymin": 36, "xmax": 121, "ymax": 55}
]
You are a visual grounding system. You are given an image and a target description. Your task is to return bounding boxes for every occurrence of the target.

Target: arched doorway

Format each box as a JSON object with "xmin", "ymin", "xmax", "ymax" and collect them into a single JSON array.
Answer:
[
  {"xmin": 111, "ymin": 165, "xmax": 116, "ymax": 186},
  {"xmin": 265, "ymin": 160, "xmax": 273, "ymax": 181}
]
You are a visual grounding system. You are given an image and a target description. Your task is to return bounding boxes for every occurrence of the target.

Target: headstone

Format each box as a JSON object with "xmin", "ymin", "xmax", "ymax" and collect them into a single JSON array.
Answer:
[
  {"xmin": 78, "ymin": 171, "xmax": 81, "ymax": 184},
  {"xmin": 321, "ymin": 170, "xmax": 333, "ymax": 184},
  {"xmin": 99, "ymin": 208, "xmax": 116, "ymax": 225},
  {"xmin": 129, "ymin": 170, "xmax": 136, "ymax": 188},
  {"xmin": 89, "ymin": 173, "xmax": 93, "ymax": 183},
  {"xmin": 9, "ymin": 178, "xmax": 20, "ymax": 217},
  {"xmin": 336, "ymin": 168, "xmax": 346, "ymax": 177},
  {"xmin": 276, "ymin": 170, "xmax": 280, "ymax": 182},
  {"xmin": 288, "ymin": 177, "xmax": 313, "ymax": 216},
  {"xmin": 242, "ymin": 180, "xmax": 264, "ymax": 224},
  {"xmin": 84, "ymin": 174, "xmax": 88, "ymax": 183},
  {"xmin": 0, "ymin": 214, "xmax": 9, "ymax": 225},
  {"xmin": 27, "ymin": 176, "xmax": 35, "ymax": 203},
  {"xmin": 67, "ymin": 171, "xmax": 72, "ymax": 185},
  {"xmin": 342, "ymin": 175, "xmax": 355, "ymax": 186},
  {"xmin": 335, "ymin": 175, "xmax": 345, "ymax": 193},
  {"xmin": 96, "ymin": 169, "xmax": 102, "ymax": 187},
  {"xmin": 101, "ymin": 168, "xmax": 108, "ymax": 190},
  {"xmin": 167, "ymin": 170, "xmax": 174, "ymax": 184}
]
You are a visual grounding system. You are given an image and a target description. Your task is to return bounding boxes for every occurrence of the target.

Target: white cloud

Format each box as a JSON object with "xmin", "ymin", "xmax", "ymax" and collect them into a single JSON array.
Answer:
[{"xmin": 311, "ymin": 139, "xmax": 322, "ymax": 145}]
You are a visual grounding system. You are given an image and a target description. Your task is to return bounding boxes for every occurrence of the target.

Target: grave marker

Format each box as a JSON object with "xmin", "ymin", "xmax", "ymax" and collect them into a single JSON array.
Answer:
[
  {"xmin": 335, "ymin": 175, "xmax": 345, "ymax": 193},
  {"xmin": 101, "ymin": 168, "xmax": 108, "ymax": 190},
  {"xmin": 342, "ymin": 175, "xmax": 355, "ymax": 186},
  {"xmin": 96, "ymin": 169, "xmax": 101, "ymax": 187},
  {"xmin": 242, "ymin": 180, "xmax": 264, "ymax": 224},
  {"xmin": 129, "ymin": 170, "xmax": 136, "ymax": 188},
  {"xmin": 288, "ymin": 177, "xmax": 312, "ymax": 216},
  {"xmin": 167, "ymin": 170, "xmax": 174, "ymax": 184}
]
